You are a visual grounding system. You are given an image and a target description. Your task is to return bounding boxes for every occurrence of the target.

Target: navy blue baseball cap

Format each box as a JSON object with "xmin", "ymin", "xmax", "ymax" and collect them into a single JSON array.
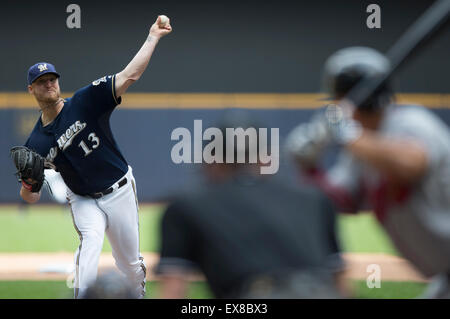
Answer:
[{"xmin": 27, "ymin": 62, "xmax": 60, "ymax": 85}]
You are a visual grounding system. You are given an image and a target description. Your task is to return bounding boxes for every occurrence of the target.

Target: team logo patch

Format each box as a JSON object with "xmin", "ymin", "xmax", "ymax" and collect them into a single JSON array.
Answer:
[
  {"xmin": 38, "ymin": 63, "xmax": 48, "ymax": 72},
  {"xmin": 92, "ymin": 76, "xmax": 107, "ymax": 86}
]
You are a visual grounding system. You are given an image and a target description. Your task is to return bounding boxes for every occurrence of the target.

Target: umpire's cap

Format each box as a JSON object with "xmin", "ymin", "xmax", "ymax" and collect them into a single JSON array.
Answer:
[
  {"xmin": 322, "ymin": 47, "xmax": 393, "ymax": 111},
  {"xmin": 27, "ymin": 62, "xmax": 60, "ymax": 85}
]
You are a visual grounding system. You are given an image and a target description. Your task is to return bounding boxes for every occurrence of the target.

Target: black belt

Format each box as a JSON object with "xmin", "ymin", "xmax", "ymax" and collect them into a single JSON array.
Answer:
[{"xmin": 88, "ymin": 177, "xmax": 128, "ymax": 199}]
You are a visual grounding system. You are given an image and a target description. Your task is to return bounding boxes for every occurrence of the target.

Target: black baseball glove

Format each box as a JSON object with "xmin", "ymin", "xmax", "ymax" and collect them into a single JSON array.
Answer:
[{"xmin": 10, "ymin": 146, "xmax": 47, "ymax": 193}]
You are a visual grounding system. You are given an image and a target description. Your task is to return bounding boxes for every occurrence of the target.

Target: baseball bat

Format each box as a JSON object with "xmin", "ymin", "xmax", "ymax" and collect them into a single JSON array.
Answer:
[{"xmin": 345, "ymin": 0, "xmax": 450, "ymax": 108}]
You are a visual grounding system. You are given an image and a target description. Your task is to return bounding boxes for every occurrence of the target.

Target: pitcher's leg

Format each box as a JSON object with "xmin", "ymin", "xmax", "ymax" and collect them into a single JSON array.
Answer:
[
  {"xmin": 99, "ymin": 176, "xmax": 146, "ymax": 298},
  {"xmin": 69, "ymin": 197, "xmax": 107, "ymax": 299}
]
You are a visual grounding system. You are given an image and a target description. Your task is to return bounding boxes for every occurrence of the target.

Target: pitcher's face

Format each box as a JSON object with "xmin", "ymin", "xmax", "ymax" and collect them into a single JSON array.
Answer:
[{"xmin": 28, "ymin": 74, "xmax": 61, "ymax": 104}]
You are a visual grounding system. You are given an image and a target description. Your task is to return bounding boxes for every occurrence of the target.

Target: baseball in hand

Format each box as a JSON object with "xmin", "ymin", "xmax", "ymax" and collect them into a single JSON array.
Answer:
[{"xmin": 159, "ymin": 15, "xmax": 169, "ymax": 27}]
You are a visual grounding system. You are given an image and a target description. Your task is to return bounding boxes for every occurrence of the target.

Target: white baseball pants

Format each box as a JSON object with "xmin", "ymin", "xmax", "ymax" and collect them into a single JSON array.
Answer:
[{"xmin": 67, "ymin": 166, "xmax": 146, "ymax": 298}]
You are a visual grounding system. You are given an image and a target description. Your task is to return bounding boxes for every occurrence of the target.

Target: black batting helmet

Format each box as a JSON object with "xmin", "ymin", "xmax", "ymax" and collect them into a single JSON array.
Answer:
[{"xmin": 322, "ymin": 46, "xmax": 393, "ymax": 111}]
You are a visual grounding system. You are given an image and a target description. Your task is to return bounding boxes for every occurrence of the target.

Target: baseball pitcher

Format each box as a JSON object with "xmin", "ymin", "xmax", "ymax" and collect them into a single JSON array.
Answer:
[{"xmin": 10, "ymin": 15, "xmax": 172, "ymax": 298}]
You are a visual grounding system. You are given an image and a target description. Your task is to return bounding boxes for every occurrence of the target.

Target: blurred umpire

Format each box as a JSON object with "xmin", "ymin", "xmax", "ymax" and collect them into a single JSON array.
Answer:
[
  {"xmin": 155, "ymin": 113, "xmax": 345, "ymax": 299},
  {"xmin": 286, "ymin": 47, "xmax": 450, "ymax": 298}
]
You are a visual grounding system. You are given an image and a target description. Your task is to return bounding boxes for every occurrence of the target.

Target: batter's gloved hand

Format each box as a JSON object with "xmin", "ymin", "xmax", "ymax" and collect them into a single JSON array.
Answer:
[
  {"xmin": 10, "ymin": 146, "xmax": 47, "ymax": 193},
  {"xmin": 323, "ymin": 102, "xmax": 363, "ymax": 145},
  {"xmin": 285, "ymin": 113, "xmax": 331, "ymax": 168}
]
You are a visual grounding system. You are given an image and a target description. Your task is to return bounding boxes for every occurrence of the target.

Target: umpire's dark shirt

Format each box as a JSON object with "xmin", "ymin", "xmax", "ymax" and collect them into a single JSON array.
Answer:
[{"xmin": 156, "ymin": 174, "xmax": 342, "ymax": 298}]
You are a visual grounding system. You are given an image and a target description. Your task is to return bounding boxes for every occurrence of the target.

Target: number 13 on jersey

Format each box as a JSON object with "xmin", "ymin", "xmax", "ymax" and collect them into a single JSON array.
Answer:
[{"xmin": 79, "ymin": 132, "xmax": 100, "ymax": 156}]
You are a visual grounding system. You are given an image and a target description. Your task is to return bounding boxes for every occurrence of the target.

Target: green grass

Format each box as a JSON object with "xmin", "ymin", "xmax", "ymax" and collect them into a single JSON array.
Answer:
[
  {"xmin": 351, "ymin": 281, "xmax": 426, "ymax": 299},
  {"xmin": 338, "ymin": 213, "xmax": 398, "ymax": 255},
  {"xmin": 0, "ymin": 280, "xmax": 425, "ymax": 299},
  {"xmin": 0, "ymin": 205, "xmax": 415, "ymax": 299},
  {"xmin": 0, "ymin": 281, "xmax": 71, "ymax": 299},
  {"xmin": 0, "ymin": 205, "xmax": 164, "ymax": 252},
  {"xmin": 0, "ymin": 205, "xmax": 397, "ymax": 254},
  {"xmin": 0, "ymin": 280, "xmax": 213, "ymax": 299}
]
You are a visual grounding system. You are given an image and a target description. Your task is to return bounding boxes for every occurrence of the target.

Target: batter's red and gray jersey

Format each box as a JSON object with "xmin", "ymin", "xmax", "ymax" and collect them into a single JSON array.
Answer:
[{"xmin": 326, "ymin": 104, "xmax": 450, "ymax": 277}]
